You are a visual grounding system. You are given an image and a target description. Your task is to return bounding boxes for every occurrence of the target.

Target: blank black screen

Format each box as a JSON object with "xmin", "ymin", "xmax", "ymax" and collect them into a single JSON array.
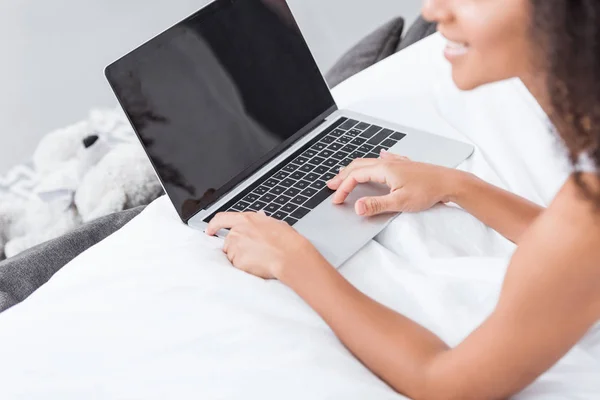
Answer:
[{"xmin": 106, "ymin": 0, "xmax": 336, "ymax": 221}]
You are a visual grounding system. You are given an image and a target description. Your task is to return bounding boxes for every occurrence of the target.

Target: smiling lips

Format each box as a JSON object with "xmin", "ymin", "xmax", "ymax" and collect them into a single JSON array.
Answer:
[{"xmin": 444, "ymin": 39, "xmax": 470, "ymax": 62}]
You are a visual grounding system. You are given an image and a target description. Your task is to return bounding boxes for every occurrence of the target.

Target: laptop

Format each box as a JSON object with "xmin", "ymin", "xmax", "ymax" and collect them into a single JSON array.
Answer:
[{"xmin": 105, "ymin": 0, "xmax": 473, "ymax": 267}]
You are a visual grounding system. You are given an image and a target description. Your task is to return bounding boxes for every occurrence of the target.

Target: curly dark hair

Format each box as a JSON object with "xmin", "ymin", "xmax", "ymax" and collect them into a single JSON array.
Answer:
[{"xmin": 530, "ymin": 0, "xmax": 600, "ymax": 198}]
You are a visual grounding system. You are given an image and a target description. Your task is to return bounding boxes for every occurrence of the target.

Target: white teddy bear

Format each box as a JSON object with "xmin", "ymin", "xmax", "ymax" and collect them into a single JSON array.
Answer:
[{"xmin": 0, "ymin": 117, "xmax": 163, "ymax": 260}]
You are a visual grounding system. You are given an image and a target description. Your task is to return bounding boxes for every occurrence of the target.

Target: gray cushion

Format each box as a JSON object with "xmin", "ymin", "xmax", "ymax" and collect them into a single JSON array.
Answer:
[
  {"xmin": 326, "ymin": 17, "xmax": 405, "ymax": 88},
  {"xmin": 0, "ymin": 206, "xmax": 144, "ymax": 312},
  {"xmin": 398, "ymin": 16, "xmax": 437, "ymax": 52}
]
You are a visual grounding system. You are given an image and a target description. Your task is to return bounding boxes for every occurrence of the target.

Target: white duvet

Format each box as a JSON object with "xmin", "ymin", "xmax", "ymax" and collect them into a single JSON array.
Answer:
[{"xmin": 1, "ymin": 34, "xmax": 599, "ymax": 399}]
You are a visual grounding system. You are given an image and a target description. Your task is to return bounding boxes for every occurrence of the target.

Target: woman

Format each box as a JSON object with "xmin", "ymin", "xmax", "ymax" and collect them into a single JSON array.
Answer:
[{"xmin": 207, "ymin": 0, "xmax": 600, "ymax": 398}]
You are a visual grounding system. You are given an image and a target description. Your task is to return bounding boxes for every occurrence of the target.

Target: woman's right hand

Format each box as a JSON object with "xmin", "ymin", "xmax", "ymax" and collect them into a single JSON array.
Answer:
[{"xmin": 326, "ymin": 150, "xmax": 464, "ymax": 216}]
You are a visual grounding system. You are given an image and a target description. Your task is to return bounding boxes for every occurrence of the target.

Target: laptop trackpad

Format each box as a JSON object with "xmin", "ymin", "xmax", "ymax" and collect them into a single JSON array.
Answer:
[{"xmin": 293, "ymin": 182, "xmax": 397, "ymax": 268}]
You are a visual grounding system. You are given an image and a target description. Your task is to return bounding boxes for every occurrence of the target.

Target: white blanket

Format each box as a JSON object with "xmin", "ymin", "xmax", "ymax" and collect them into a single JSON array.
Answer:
[{"xmin": 1, "ymin": 34, "xmax": 598, "ymax": 399}]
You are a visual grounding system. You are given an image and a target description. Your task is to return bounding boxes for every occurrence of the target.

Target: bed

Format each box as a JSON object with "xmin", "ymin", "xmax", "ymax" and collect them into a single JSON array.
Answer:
[{"xmin": 0, "ymin": 34, "xmax": 598, "ymax": 399}]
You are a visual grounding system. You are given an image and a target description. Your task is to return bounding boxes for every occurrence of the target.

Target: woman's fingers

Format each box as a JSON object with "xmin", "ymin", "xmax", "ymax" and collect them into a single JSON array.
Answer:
[
  {"xmin": 356, "ymin": 189, "xmax": 408, "ymax": 216},
  {"xmin": 206, "ymin": 212, "xmax": 252, "ymax": 235},
  {"xmin": 355, "ymin": 194, "xmax": 394, "ymax": 216},
  {"xmin": 327, "ymin": 158, "xmax": 379, "ymax": 189},
  {"xmin": 331, "ymin": 165, "xmax": 388, "ymax": 204}
]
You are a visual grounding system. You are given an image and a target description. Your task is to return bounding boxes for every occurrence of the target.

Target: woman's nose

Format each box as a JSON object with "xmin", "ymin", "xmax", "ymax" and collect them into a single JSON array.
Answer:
[{"xmin": 422, "ymin": 0, "xmax": 454, "ymax": 24}]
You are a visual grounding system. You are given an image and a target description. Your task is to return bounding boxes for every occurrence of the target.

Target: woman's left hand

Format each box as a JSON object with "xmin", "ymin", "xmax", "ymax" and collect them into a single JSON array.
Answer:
[{"xmin": 206, "ymin": 211, "xmax": 322, "ymax": 279}]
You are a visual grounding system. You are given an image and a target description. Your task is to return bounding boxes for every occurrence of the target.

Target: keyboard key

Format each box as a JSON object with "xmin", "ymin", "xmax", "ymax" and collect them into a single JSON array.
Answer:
[
  {"xmin": 294, "ymin": 180, "xmax": 310, "ymax": 189},
  {"xmin": 322, "ymin": 172, "xmax": 337, "ymax": 181},
  {"xmin": 303, "ymin": 149, "xmax": 318, "ymax": 158},
  {"xmin": 338, "ymin": 136, "xmax": 351, "ymax": 144},
  {"xmin": 281, "ymin": 203, "xmax": 298, "ymax": 214},
  {"xmin": 290, "ymin": 171, "xmax": 306, "ymax": 180},
  {"xmin": 291, "ymin": 206, "xmax": 311, "ymax": 219},
  {"xmin": 274, "ymin": 195, "xmax": 291, "ymax": 205},
  {"xmin": 264, "ymin": 178, "xmax": 279, "ymax": 187},
  {"xmin": 391, "ymin": 131, "xmax": 407, "ymax": 141},
  {"xmin": 311, "ymin": 142, "xmax": 327, "ymax": 151},
  {"xmin": 367, "ymin": 129, "xmax": 393, "ymax": 145},
  {"xmin": 270, "ymin": 186, "xmax": 286, "ymax": 195},
  {"xmin": 341, "ymin": 144, "xmax": 357, "ymax": 152},
  {"xmin": 332, "ymin": 151, "xmax": 348, "ymax": 160},
  {"xmin": 304, "ymin": 188, "xmax": 335, "ymax": 209},
  {"xmin": 328, "ymin": 142, "xmax": 343, "ymax": 151},
  {"xmin": 234, "ymin": 200, "xmax": 251, "ymax": 210},
  {"xmin": 309, "ymin": 156, "xmax": 326, "ymax": 165},
  {"xmin": 304, "ymin": 172, "xmax": 320, "ymax": 182},
  {"xmin": 351, "ymin": 137, "xmax": 367, "ymax": 145},
  {"xmin": 254, "ymin": 186, "xmax": 269, "ymax": 196},
  {"xmin": 301, "ymin": 187, "xmax": 318, "ymax": 197},
  {"xmin": 381, "ymin": 138, "xmax": 398, "ymax": 149},
  {"xmin": 323, "ymin": 158, "xmax": 338, "ymax": 168},
  {"xmin": 365, "ymin": 153, "xmax": 379, "ymax": 159},
  {"xmin": 349, "ymin": 151, "xmax": 367, "ymax": 159},
  {"xmin": 282, "ymin": 164, "xmax": 299, "ymax": 173},
  {"xmin": 373, "ymin": 145, "xmax": 386, "ymax": 154},
  {"xmin": 291, "ymin": 195, "xmax": 309, "ymax": 206},
  {"xmin": 339, "ymin": 119, "xmax": 358, "ymax": 130},
  {"xmin": 358, "ymin": 144, "xmax": 374, "ymax": 153},
  {"xmin": 339, "ymin": 158, "xmax": 354, "ymax": 167},
  {"xmin": 294, "ymin": 156, "xmax": 309, "ymax": 165},
  {"xmin": 284, "ymin": 217, "xmax": 298, "ymax": 226},
  {"xmin": 331, "ymin": 129, "xmax": 345, "ymax": 137},
  {"xmin": 313, "ymin": 165, "xmax": 329, "ymax": 175},
  {"xmin": 272, "ymin": 211, "xmax": 288, "ymax": 221},
  {"xmin": 321, "ymin": 136, "xmax": 336, "ymax": 144},
  {"xmin": 264, "ymin": 203, "xmax": 281, "ymax": 213},
  {"xmin": 250, "ymin": 200, "xmax": 268, "ymax": 210},
  {"xmin": 311, "ymin": 180, "xmax": 327, "ymax": 189},
  {"xmin": 284, "ymin": 187, "xmax": 301, "ymax": 197},
  {"xmin": 299, "ymin": 164, "xmax": 315, "ymax": 173},
  {"xmin": 243, "ymin": 193, "xmax": 260, "ymax": 203},
  {"xmin": 273, "ymin": 171, "xmax": 289, "ymax": 180},
  {"xmin": 319, "ymin": 149, "xmax": 334, "ymax": 158},
  {"xmin": 356, "ymin": 122, "xmax": 370, "ymax": 130},
  {"xmin": 347, "ymin": 129, "xmax": 361, "ymax": 137},
  {"xmin": 246, "ymin": 205, "xmax": 259, "ymax": 212},
  {"xmin": 360, "ymin": 126, "xmax": 382, "ymax": 138},
  {"xmin": 261, "ymin": 193, "xmax": 277, "ymax": 203},
  {"xmin": 278, "ymin": 178, "xmax": 294, "ymax": 188}
]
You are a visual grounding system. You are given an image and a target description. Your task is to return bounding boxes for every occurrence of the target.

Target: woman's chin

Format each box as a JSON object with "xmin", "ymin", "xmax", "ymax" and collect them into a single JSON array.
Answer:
[{"xmin": 451, "ymin": 69, "xmax": 482, "ymax": 92}]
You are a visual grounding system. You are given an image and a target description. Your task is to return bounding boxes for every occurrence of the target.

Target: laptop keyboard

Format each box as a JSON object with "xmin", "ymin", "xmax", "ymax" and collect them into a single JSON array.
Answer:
[{"xmin": 212, "ymin": 117, "xmax": 406, "ymax": 226}]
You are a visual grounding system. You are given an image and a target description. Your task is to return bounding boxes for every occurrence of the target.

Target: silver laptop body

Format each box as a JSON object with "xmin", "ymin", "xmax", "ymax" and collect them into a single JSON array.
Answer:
[{"xmin": 106, "ymin": 0, "xmax": 473, "ymax": 268}]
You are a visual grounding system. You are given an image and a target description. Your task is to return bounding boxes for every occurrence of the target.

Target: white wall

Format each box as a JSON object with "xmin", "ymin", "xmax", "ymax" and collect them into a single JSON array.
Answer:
[{"xmin": 0, "ymin": 0, "xmax": 422, "ymax": 172}]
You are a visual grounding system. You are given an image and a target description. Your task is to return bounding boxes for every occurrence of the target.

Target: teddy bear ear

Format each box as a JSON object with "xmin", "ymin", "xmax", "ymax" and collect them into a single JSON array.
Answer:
[{"xmin": 83, "ymin": 135, "xmax": 99, "ymax": 149}]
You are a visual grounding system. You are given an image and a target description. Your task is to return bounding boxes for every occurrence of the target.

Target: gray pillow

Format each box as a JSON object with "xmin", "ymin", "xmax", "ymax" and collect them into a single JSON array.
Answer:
[
  {"xmin": 398, "ymin": 16, "xmax": 437, "ymax": 52},
  {"xmin": 0, "ymin": 206, "xmax": 144, "ymax": 312},
  {"xmin": 326, "ymin": 17, "xmax": 405, "ymax": 88}
]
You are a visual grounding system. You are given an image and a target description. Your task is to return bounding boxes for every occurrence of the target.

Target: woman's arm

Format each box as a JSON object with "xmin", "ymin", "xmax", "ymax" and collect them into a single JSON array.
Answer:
[
  {"xmin": 207, "ymin": 176, "xmax": 600, "ymax": 399},
  {"xmin": 449, "ymin": 171, "xmax": 543, "ymax": 243},
  {"xmin": 278, "ymin": 177, "xmax": 600, "ymax": 400},
  {"xmin": 327, "ymin": 152, "xmax": 543, "ymax": 244}
]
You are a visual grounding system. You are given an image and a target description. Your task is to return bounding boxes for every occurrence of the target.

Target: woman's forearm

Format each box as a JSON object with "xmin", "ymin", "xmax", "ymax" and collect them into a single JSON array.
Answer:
[
  {"xmin": 279, "ymin": 256, "xmax": 452, "ymax": 400},
  {"xmin": 448, "ymin": 171, "xmax": 544, "ymax": 244}
]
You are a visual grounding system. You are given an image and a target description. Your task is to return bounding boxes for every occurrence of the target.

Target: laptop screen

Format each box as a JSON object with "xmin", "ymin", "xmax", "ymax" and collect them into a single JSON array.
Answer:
[{"xmin": 106, "ymin": 0, "xmax": 336, "ymax": 222}]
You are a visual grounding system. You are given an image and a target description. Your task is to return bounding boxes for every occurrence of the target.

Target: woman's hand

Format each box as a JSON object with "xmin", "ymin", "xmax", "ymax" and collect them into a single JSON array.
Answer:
[
  {"xmin": 205, "ymin": 211, "xmax": 323, "ymax": 279},
  {"xmin": 327, "ymin": 150, "xmax": 463, "ymax": 216}
]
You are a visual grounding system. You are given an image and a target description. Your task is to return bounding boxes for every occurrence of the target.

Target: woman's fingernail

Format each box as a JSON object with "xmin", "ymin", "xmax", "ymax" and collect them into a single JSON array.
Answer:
[{"xmin": 356, "ymin": 201, "xmax": 366, "ymax": 216}]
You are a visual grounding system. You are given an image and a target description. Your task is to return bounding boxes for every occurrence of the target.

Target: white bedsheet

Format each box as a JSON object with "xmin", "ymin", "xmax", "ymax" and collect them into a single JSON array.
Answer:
[{"xmin": 1, "ymin": 34, "xmax": 599, "ymax": 399}]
